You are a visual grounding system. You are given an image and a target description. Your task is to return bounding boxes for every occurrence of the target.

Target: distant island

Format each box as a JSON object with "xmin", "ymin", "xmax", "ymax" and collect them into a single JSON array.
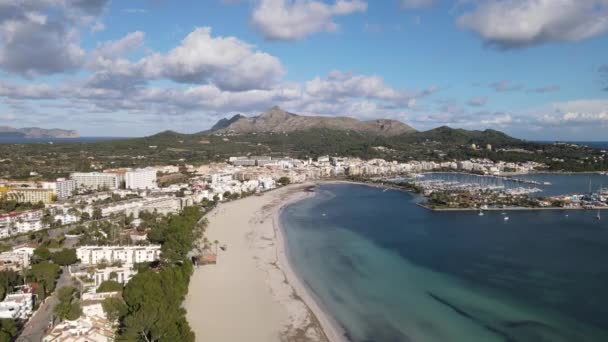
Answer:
[{"xmin": 0, "ymin": 126, "xmax": 79, "ymax": 139}]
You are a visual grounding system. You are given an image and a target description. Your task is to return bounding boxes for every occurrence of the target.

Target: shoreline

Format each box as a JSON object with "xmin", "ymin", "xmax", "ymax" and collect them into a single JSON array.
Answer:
[
  {"xmin": 185, "ymin": 184, "xmax": 346, "ymax": 342},
  {"xmin": 273, "ymin": 185, "xmax": 349, "ymax": 342}
]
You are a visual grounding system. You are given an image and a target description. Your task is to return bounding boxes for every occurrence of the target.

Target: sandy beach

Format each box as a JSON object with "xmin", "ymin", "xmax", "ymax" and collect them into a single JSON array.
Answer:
[{"xmin": 184, "ymin": 183, "xmax": 345, "ymax": 342}]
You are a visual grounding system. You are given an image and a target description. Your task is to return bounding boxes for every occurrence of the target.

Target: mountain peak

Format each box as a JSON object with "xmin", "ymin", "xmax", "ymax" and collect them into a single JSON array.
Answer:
[
  {"xmin": 209, "ymin": 107, "xmax": 416, "ymax": 136},
  {"xmin": 210, "ymin": 114, "xmax": 245, "ymax": 131},
  {"xmin": 258, "ymin": 106, "xmax": 294, "ymax": 119}
]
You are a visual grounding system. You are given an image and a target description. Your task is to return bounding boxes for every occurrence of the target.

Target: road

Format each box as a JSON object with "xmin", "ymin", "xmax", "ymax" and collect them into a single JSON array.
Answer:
[{"xmin": 17, "ymin": 267, "xmax": 73, "ymax": 342}]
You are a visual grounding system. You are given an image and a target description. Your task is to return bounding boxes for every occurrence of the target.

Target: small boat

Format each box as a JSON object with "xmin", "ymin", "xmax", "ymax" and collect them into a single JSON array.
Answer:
[
  {"xmin": 598, "ymin": 210, "xmax": 601, "ymax": 221},
  {"xmin": 501, "ymin": 212, "xmax": 506, "ymax": 215},
  {"xmin": 504, "ymin": 216, "xmax": 510, "ymax": 221},
  {"xmin": 478, "ymin": 211, "xmax": 484, "ymax": 216}
]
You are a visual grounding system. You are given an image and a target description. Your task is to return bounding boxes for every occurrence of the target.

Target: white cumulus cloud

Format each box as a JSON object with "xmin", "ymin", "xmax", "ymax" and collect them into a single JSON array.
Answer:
[
  {"xmin": 251, "ymin": 0, "xmax": 367, "ymax": 40},
  {"xmin": 0, "ymin": 0, "xmax": 109, "ymax": 77},
  {"xmin": 137, "ymin": 27, "xmax": 285, "ymax": 91},
  {"xmin": 457, "ymin": 0, "xmax": 608, "ymax": 49}
]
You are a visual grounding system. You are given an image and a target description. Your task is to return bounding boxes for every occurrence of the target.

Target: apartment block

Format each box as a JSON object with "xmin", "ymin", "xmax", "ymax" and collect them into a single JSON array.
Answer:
[
  {"xmin": 71, "ymin": 172, "xmax": 120, "ymax": 190},
  {"xmin": 76, "ymin": 245, "xmax": 161, "ymax": 265},
  {"xmin": 55, "ymin": 178, "xmax": 77, "ymax": 200},
  {"xmin": 125, "ymin": 168, "xmax": 157, "ymax": 190}
]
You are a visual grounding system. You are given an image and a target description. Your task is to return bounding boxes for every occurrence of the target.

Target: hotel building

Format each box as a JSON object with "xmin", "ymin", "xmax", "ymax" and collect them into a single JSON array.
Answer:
[
  {"xmin": 55, "ymin": 178, "xmax": 77, "ymax": 200},
  {"xmin": 7, "ymin": 188, "xmax": 54, "ymax": 204},
  {"xmin": 71, "ymin": 172, "xmax": 120, "ymax": 190},
  {"xmin": 125, "ymin": 168, "xmax": 157, "ymax": 190}
]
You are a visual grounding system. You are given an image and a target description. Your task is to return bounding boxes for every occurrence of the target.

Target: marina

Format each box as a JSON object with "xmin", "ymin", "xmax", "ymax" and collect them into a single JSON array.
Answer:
[
  {"xmin": 410, "ymin": 178, "xmax": 543, "ymax": 196},
  {"xmin": 385, "ymin": 172, "xmax": 608, "ymax": 211},
  {"xmin": 400, "ymin": 172, "xmax": 608, "ymax": 197}
]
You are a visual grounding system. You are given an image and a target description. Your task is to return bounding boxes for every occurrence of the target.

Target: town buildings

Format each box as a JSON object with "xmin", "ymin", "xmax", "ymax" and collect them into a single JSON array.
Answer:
[
  {"xmin": 0, "ymin": 292, "xmax": 34, "ymax": 320},
  {"xmin": 0, "ymin": 246, "xmax": 34, "ymax": 271},
  {"xmin": 43, "ymin": 299, "xmax": 116, "ymax": 342},
  {"xmin": 0, "ymin": 211, "xmax": 44, "ymax": 238},
  {"xmin": 71, "ymin": 172, "xmax": 120, "ymax": 190},
  {"xmin": 125, "ymin": 168, "xmax": 157, "ymax": 190},
  {"xmin": 76, "ymin": 245, "xmax": 161, "ymax": 265},
  {"xmin": 6, "ymin": 188, "xmax": 54, "ymax": 204},
  {"xmin": 55, "ymin": 178, "xmax": 78, "ymax": 200}
]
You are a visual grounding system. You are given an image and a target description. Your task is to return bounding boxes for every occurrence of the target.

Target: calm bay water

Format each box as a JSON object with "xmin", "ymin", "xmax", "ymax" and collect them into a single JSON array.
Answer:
[{"xmin": 281, "ymin": 183, "xmax": 608, "ymax": 342}]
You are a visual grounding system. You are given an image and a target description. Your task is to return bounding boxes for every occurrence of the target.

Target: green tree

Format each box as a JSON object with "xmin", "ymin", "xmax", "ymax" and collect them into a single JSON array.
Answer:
[
  {"xmin": 66, "ymin": 302, "xmax": 83, "ymax": 320},
  {"xmin": 102, "ymin": 297, "xmax": 127, "ymax": 322},
  {"xmin": 278, "ymin": 176, "xmax": 291, "ymax": 185},
  {"xmin": 120, "ymin": 264, "xmax": 194, "ymax": 342},
  {"xmin": 0, "ymin": 319, "xmax": 16, "ymax": 342},
  {"xmin": 97, "ymin": 280, "xmax": 123, "ymax": 293},
  {"xmin": 51, "ymin": 249, "xmax": 78, "ymax": 266},
  {"xmin": 29, "ymin": 262, "xmax": 60, "ymax": 296},
  {"xmin": 33, "ymin": 246, "xmax": 52, "ymax": 263},
  {"xmin": 41, "ymin": 212, "xmax": 54, "ymax": 228},
  {"xmin": 54, "ymin": 286, "xmax": 82, "ymax": 321},
  {"xmin": 0, "ymin": 271, "xmax": 21, "ymax": 301},
  {"xmin": 159, "ymin": 207, "xmax": 204, "ymax": 263},
  {"xmin": 124, "ymin": 213, "xmax": 135, "ymax": 226},
  {"xmin": 80, "ymin": 211, "xmax": 90, "ymax": 222},
  {"xmin": 92, "ymin": 208, "xmax": 103, "ymax": 220}
]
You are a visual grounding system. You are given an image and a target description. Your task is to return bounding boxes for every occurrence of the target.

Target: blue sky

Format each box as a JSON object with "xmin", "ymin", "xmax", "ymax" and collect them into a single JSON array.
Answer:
[{"xmin": 0, "ymin": 0, "xmax": 607, "ymax": 140}]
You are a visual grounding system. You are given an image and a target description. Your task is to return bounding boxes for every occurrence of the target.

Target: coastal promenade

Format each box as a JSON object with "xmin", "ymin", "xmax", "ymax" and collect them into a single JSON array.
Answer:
[{"xmin": 184, "ymin": 184, "xmax": 343, "ymax": 342}]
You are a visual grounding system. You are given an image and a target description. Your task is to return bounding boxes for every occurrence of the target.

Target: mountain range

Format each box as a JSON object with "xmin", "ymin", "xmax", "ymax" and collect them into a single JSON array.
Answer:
[
  {"xmin": 210, "ymin": 106, "xmax": 416, "ymax": 137},
  {"xmin": 0, "ymin": 126, "xmax": 79, "ymax": 139},
  {"xmin": 203, "ymin": 106, "xmax": 520, "ymax": 145}
]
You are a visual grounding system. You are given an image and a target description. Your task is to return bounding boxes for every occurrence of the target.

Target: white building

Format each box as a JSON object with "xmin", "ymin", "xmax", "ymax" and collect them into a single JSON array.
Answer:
[
  {"xmin": 210, "ymin": 172, "xmax": 233, "ymax": 185},
  {"xmin": 77, "ymin": 245, "xmax": 161, "ymax": 265},
  {"xmin": 43, "ymin": 301, "xmax": 115, "ymax": 342},
  {"xmin": 55, "ymin": 178, "xmax": 78, "ymax": 200},
  {"xmin": 92, "ymin": 266, "xmax": 137, "ymax": 288},
  {"xmin": 0, "ymin": 211, "xmax": 44, "ymax": 238},
  {"xmin": 54, "ymin": 212, "xmax": 79, "ymax": 225},
  {"xmin": 71, "ymin": 172, "xmax": 120, "ymax": 190},
  {"xmin": 153, "ymin": 165, "xmax": 179, "ymax": 174},
  {"xmin": 125, "ymin": 168, "xmax": 157, "ymax": 190},
  {"xmin": 0, "ymin": 247, "xmax": 34, "ymax": 271},
  {"xmin": 93, "ymin": 196, "xmax": 180, "ymax": 218},
  {"xmin": 0, "ymin": 293, "xmax": 34, "ymax": 319}
]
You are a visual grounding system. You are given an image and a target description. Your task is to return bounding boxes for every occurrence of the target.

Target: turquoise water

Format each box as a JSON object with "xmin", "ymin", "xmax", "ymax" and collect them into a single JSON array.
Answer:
[{"xmin": 281, "ymin": 184, "xmax": 608, "ymax": 342}]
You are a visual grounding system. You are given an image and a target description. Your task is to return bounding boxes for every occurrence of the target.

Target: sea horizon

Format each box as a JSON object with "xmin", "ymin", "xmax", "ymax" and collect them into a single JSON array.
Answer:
[
  {"xmin": 1, "ymin": 135, "xmax": 608, "ymax": 148},
  {"xmin": 0, "ymin": 136, "xmax": 126, "ymax": 144}
]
